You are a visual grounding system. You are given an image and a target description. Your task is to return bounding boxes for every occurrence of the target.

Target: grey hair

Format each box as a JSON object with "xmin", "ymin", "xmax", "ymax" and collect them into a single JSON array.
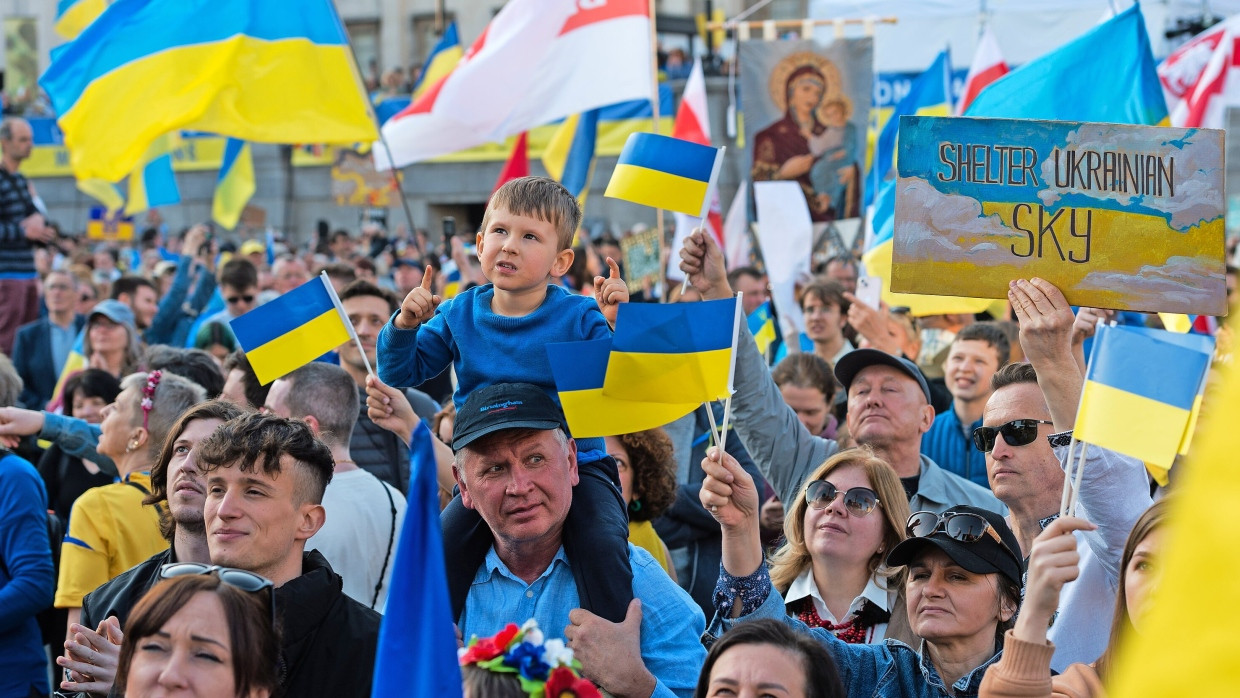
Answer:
[
  {"xmin": 121, "ymin": 371, "xmax": 207, "ymax": 465},
  {"xmin": 0, "ymin": 354, "xmax": 23, "ymax": 407},
  {"xmin": 280, "ymin": 362, "xmax": 359, "ymax": 448}
]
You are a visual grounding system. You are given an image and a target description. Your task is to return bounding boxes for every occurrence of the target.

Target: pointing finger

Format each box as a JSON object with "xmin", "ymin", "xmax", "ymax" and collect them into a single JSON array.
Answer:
[
  {"xmin": 606, "ymin": 256, "xmax": 621, "ymax": 279},
  {"xmin": 420, "ymin": 265, "xmax": 434, "ymax": 290}
]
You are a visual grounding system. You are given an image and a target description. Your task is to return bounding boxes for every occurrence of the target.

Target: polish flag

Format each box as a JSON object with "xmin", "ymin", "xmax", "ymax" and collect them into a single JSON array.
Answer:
[
  {"xmin": 1159, "ymin": 16, "xmax": 1240, "ymax": 129},
  {"xmin": 670, "ymin": 57, "xmax": 724, "ymax": 274},
  {"xmin": 376, "ymin": 0, "xmax": 653, "ymax": 169},
  {"xmin": 956, "ymin": 27, "xmax": 1009, "ymax": 115}
]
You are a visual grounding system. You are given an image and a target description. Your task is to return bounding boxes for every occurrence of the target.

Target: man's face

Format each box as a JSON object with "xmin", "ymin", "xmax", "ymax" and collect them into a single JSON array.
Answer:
[
  {"xmin": 220, "ymin": 283, "xmax": 257, "ymax": 316},
  {"xmin": 220, "ymin": 369, "xmax": 248, "ymax": 407},
  {"xmin": 43, "ymin": 272, "xmax": 76, "ymax": 315},
  {"xmin": 733, "ymin": 274, "xmax": 769, "ymax": 315},
  {"xmin": 943, "ymin": 339, "xmax": 1002, "ymax": 404},
  {"xmin": 273, "ymin": 259, "xmax": 310, "ymax": 294},
  {"xmin": 455, "ymin": 429, "xmax": 579, "ymax": 552},
  {"xmin": 1, "ymin": 119, "xmax": 33, "ymax": 162},
  {"xmin": 125, "ymin": 285, "xmax": 159, "ymax": 330},
  {"xmin": 846, "ymin": 364, "xmax": 934, "ymax": 449},
  {"xmin": 825, "ymin": 261, "xmax": 858, "ymax": 294},
  {"xmin": 332, "ymin": 235, "xmax": 354, "ymax": 259},
  {"xmin": 204, "ymin": 455, "xmax": 318, "ymax": 579},
  {"xmin": 263, "ymin": 379, "xmax": 292, "ymax": 417},
  {"xmin": 166, "ymin": 417, "xmax": 225, "ymax": 533},
  {"xmin": 982, "ymin": 382, "xmax": 1063, "ymax": 506},
  {"xmin": 802, "ymin": 294, "xmax": 845, "ymax": 345},
  {"xmin": 340, "ymin": 294, "xmax": 390, "ymax": 378},
  {"xmin": 393, "ymin": 263, "xmax": 425, "ymax": 295}
]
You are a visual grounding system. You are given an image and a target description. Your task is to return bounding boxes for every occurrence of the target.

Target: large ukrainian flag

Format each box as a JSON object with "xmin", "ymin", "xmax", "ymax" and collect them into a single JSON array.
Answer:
[
  {"xmin": 229, "ymin": 273, "xmax": 352, "ymax": 385},
  {"xmin": 55, "ymin": 0, "xmax": 107, "ymax": 39},
  {"xmin": 548, "ymin": 339, "xmax": 698, "ymax": 438},
  {"xmin": 543, "ymin": 109, "xmax": 601, "ymax": 206},
  {"xmin": 40, "ymin": 0, "xmax": 378, "ymax": 183},
  {"xmin": 212, "ymin": 138, "xmax": 256, "ymax": 230},
  {"xmin": 605, "ymin": 132, "xmax": 722, "ymax": 217},
  {"xmin": 602, "ymin": 296, "xmax": 739, "ymax": 404},
  {"xmin": 1074, "ymin": 325, "xmax": 1212, "ymax": 468}
]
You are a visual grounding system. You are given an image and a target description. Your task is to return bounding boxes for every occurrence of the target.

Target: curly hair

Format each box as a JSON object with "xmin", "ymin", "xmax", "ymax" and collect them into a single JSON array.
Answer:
[{"xmin": 611, "ymin": 428, "xmax": 679, "ymax": 522}]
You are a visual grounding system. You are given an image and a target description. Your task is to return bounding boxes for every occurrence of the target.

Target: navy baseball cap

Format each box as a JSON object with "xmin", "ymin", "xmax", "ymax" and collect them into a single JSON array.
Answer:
[
  {"xmin": 886, "ymin": 505, "xmax": 1024, "ymax": 586},
  {"xmin": 834, "ymin": 348, "xmax": 933, "ymax": 404},
  {"xmin": 452, "ymin": 383, "xmax": 569, "ymax": 453}
]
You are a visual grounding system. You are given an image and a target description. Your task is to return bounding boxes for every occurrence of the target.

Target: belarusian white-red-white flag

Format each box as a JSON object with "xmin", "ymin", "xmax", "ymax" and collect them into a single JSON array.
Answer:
[
  {"xmin": 1159, "ymin": 16, "xmax": 1240, "ymax": 128},
  {"xmin": 376, "ymin": 0, "xmax": 653, "ymax": 169},
  {"xmin": 668, "ymin": 56, "xmax": 724, "ymax": 279},
  {"xmin": 956, "ymin": 27, "xmax": 1009, "ymax": 115}
]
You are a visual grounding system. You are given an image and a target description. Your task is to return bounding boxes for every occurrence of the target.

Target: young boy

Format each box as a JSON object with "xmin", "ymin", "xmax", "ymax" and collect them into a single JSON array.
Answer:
[{"xmin": 376, "ymin": 176, "xmax": 632, "ymax": 622}]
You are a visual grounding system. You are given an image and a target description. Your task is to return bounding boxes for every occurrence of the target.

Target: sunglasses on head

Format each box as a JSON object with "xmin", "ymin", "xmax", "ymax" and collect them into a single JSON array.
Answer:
[
  {"xmin": 907, "ymin": 510, "xmax": 1003, "ymax": 545},
  {"xmin": 805, "ymin": 480, "xmax": 880, "ymax": 516},
  {"xmin": 226, "ymin": 294, "xmax": 255, "ymax": 304},
  {"xmin": 971, "ymin": 419, "xmax": 1054, "ymax": 452},
  {"xmin": 160, "ymin": 562, "xmax": 276, "ymax": 623}
]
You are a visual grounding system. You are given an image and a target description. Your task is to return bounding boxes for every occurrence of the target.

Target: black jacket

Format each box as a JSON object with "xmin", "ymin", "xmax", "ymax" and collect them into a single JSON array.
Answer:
[{"xmin": 81, "ymin": 547, "xmax": 174, "ymax": 631}]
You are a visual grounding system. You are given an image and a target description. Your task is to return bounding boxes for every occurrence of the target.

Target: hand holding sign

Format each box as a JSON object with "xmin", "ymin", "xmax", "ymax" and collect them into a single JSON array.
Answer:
[{"xmin": 395, "ymin": 265, "xmax": 441, "ymax": 329}]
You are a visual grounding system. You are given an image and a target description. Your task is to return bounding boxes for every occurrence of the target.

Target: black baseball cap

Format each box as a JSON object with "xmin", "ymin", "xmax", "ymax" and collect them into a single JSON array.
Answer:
[
  {"xmin": 834, "ymin": 348, "xmax": 933, "ymax": 404},
  {"xmin": 885, "ymin": 505, "xmax": 1024, "ymax": 586},
  {"xmin": 451, "ymin": 383, "xmax": 569, "ymax": 453}
]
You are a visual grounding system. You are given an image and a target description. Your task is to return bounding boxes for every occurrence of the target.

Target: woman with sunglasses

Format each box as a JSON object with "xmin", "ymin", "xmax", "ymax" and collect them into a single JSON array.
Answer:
[
  {"xmin": 769, "ymin": 449, "xmax": 918, "ymax": 645},
  {"xmin": 702, "ymin": 448, "xmax": 1024, "ymax": 697},
  {"xmin": 979, "ymin": 500, "xmax": 1169, "ymax": 697},
  {"xmin": 115, "ymin": 566, "xmax": 279, "ymax": 698}
]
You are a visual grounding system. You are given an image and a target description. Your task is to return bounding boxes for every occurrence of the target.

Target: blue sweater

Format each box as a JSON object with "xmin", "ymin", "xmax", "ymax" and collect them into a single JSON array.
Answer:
[
  {"xmin": 0, "ymin": 452, "xmax": 54, "ymax": 696},
  {"xmin": 922, "ymin": 408, "xmax": 990, "ymax": 489},
  {"xmin": 377, "ymin": 284, "xmax": 611, "ymax": 455}
]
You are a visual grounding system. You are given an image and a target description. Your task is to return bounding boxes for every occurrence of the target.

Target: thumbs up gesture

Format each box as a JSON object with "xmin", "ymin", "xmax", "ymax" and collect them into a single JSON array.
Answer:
[
  {"xmin": 394, "ymin": 265, "xmax": 442, "ymax": 329},
  {"xmin": 593, "ymin": 256, "xmax": 630, "ymax": 327}
]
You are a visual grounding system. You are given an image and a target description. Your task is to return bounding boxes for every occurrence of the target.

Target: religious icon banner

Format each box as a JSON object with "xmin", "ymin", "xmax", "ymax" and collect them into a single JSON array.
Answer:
[{"xmin": 740, "ymin": 38, "xmax": 873, "ymax": 223}]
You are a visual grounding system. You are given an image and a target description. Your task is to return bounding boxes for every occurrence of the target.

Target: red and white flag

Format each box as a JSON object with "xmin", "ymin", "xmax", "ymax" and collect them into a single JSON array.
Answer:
[
  {"xmin": 956, "ymin": 27, "xmax": 1009, "ymax": 115},
  {"xmin": 376, "ymin": 0, "xmax": 653, "ymax": 169},
  {"xmin": 491, "ymin": 132, "xmax": 529, "ymax": 196},
  {"xmin": 1159, "ymin": 16, "xmax": 1240, "ymax": 128},
  {"xmin": 669, "ymin": 57, "xmax": 724, "ymax": 278}
]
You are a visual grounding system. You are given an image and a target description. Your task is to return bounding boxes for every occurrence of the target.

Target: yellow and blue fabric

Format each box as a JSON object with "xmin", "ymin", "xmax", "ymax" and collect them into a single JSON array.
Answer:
[
  {"xmin": 76, "ymin": 178, "xmax": 124, "ymax": 214},
  {"xmin": 411, "ymin": 21, "xmax": 462, "ymax": 100},
  {"xmin": 229, "ymin": 274, "xmax": 351, "ymax": 385},
  {"xmin": 54, "ymin": 0, "xmax": 107, "ymax": 39},
  {"xmin": 212, "ymin": 138, "xmax": 256, "ymax": 230},
  {"xmin": 543, "ymin": 109, "xmax": 600, "ymax": 209},
  {"xmin": 547, "ymin": 338, "xmax": 698, "ymax": 438},
  {"xmin": 866, "ymin": 49, "xmax": 951, "ymax": 206},
  {"xmin": 747, "ymin": 300, "xmax": 781, "ymax": 359},
  {"xmin": 125, "ymin": 154, "xmax": 180, "ymax": 215},
  {"xmin": 1074, "ymin": 324, "xmax": 1212, "ymax": 468},
  {"xmin": 602, "ymin": 296, "xmax": 738, "ymax": 405},
  {"xmin": 39, "ymin": 0, "xmax": 379, "ymax": 183},
  {"xmin": 604, "ymin": 132, "xmax": 722, "ymax": 217},
  {"xmin": 85, "ymin": 207, "xmax": 134, "ymax": 241}
]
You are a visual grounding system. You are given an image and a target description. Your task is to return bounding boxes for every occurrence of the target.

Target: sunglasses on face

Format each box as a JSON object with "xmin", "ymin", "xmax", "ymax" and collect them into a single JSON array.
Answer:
[
  {"xmin": 907, "ymin": 510, "xmax": 1003, "ymax": 544},
  {"xmin": 226, "ymin": 294, "xmax": 255, "ymax": 304},
  {"xmin": 805, "ymin": 480, "xmax": 880, "ymax": 516},
  {"xmin": 971, "ymin": 419, "xmax": 1054, "ymax": 452}
]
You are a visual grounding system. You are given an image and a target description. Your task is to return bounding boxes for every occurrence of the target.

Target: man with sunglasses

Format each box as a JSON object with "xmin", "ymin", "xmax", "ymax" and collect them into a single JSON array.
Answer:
[
  {"xmin": 989, "ymin": 278, "xmax": 1151, "ymax": 671},
  {"xmin": 193, "ymin": 258, "xmax": 258, "ymax": 346},
  {"xmin": 678, "ymin": 229, "xmax": 1003, "ymax": 518}
]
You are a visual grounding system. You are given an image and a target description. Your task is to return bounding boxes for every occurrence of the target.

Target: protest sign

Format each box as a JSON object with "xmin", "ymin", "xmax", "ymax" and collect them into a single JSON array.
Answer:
[
  {"xmin": 892, "ymin": 116, "xmax": 1227, "ymax": 315},
  {"xmin": 620, "ymin": 227, "xmax": 661, "ymax": 290},
  {"xmin": 85, "ymin": 207, "xmax": 134, "ymax": 241},
  {"xmin": 740, "ymin": 38, "xmax": 873, "ymax": 223},
  {"xmin": 754, "ymin": 181, "xmax": 813, "ymax": 339}
]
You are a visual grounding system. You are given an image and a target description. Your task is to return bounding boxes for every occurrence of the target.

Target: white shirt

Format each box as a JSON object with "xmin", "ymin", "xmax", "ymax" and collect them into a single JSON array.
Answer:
[
  {"xmin": 783, "ymin": 566, "xmax": 894, "ymax": 643},
  {"xmin": 306, "ymin": 468, "xmax": 406, "ymax": 613}
]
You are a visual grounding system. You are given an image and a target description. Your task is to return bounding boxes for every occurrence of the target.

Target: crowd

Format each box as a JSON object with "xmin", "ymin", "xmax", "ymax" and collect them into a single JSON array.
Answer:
[{"xmin": 0, "ymin": 114, "xmax": 1223, "ymax": 698}]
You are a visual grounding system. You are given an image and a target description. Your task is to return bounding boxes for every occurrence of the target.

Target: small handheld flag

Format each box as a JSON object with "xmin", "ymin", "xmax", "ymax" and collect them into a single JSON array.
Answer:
[
  {"xmin": 229, "ymin": 273, "xmax": 354, "ymax": 385},
  {"xmin": 604, "ymin": 132, "xmax": 723, "ymax": 217}
]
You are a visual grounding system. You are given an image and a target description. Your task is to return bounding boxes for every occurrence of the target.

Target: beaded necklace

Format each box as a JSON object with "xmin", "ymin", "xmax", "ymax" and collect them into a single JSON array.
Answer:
[{"xmin": 791, "ymin": 596, "xmax": 887, "ymax": 644}]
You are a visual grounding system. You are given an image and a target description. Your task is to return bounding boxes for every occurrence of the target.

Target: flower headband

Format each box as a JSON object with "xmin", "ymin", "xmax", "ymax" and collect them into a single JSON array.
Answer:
[
  {"xmin": 141, "ymin": 370, "xmax": 162, "ymax": 430},
  {"xmin": 459, "ymin": 619, "xmax": 600, "ymax": 698}
]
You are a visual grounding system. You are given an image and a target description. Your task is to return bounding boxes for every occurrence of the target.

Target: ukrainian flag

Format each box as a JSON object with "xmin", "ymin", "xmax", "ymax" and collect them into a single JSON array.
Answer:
[
  {"xmin": 412, "ymin": 21, "xmax": 462, "ymax": 100},
  {"xmin": 213, "ymin": 139, "xmax": 256, "ymax": 230},
  {"xmin": 747, "ymin": 300, "xmax": 780, "ymax": 359},
  {"xmin": 76, "ymin": 178, "xmax": 125, "ymax": 215},
  {"xmin": 602, "ymin": 296, "xmax": 739, "ymax": 404},
  {"xmin": 543, "ymin": 109, "xmax": 600, "ymax": 207},
  {"xmin": 55, "ymin": 0, "xmax": 107, "ymax": 39},
  {"xmin": 229, "ymin": 273, "xmax": 352, "ymax": 385},
  {"xmin": 40, "ymin": 0, "xmax": 378, "ymax": 183},
  {"xmin": 867, "ymin": 49, "xmax": 952, "ymax": 206},
  {"xmin": 1074, "ymin": 324, "xmax": 1212, "ymax": 468},
  {"xmin": 604, "ymin": 132, "xmax": 722, "ymax": 217},
  {"xmin": 85, "ymin": 207, "xmax": 134, "ymax": 241},
  {"xmin": 125, "ymin": 154, "xmax": 181, "ymax": 216},
  {"xmin": 547, "ymin": 339, "xmax": 698, "ymax": 438}
]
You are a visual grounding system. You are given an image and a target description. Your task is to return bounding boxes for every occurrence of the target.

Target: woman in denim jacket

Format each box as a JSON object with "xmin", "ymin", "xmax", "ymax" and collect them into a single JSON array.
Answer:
[{"xmin": 701, "ymin": 447, "xmax": 1023, "ymax": 698}]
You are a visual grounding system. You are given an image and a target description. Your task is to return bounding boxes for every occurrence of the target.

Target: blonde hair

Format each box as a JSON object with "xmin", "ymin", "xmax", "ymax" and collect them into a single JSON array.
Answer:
[
  {"xmin": 769, "ymin": 448, "xmax": 910, "ymax": 594},
  {"xmin": 482, "ymin": 176, "xmax": 581, "ymax": 251}
]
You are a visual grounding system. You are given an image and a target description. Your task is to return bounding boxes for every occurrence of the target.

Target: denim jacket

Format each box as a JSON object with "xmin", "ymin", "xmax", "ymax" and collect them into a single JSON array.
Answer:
[{"xmin": 706, "ymin": 563, "xmax": 1003, "ymax": 698}]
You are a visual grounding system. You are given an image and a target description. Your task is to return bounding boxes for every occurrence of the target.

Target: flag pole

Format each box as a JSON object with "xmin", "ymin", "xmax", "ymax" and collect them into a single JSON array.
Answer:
[
  {"xmin": 1067, "ymin": 441, "xmax": 1089, "ymax": 516},
  {"xmin": 716, "ymin": 292, "xmax": 744, "ymax": 446},
  {"xmin": 321, "ymin": 271, "xmax": 376, "ymax": 379},
  {"xmin": 648, "ymin": 0, "xmax": 667, "ymax": 301},
  {"xmin": 1059, "ymin": 438, "xmax": 1077, "ymax": 518}
]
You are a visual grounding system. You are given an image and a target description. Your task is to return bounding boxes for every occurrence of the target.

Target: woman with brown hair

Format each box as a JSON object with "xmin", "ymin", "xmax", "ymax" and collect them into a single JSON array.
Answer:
[
  {"xmin": 769, "ymin": 449, "xmax": 917, "ymax": 645},
  {"xmin": 606, "ymin": 428, "xmax": 680, "ymax": 579}
]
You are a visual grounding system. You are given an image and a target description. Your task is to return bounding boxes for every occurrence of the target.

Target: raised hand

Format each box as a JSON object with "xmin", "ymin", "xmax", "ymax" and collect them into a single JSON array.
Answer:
[
  {"xmin": 394, "ymin": 265, "xmax": 441, "ymax": 329},
  {"xmin": 593, "ymin": 256, "xmax": 629, "ymax": 326}
]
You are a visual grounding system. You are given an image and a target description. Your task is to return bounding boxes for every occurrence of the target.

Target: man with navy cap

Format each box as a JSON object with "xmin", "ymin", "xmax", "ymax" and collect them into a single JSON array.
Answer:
[{"xmin": 451, "ymin": 383, "xmax": 705, "ymax": 698}]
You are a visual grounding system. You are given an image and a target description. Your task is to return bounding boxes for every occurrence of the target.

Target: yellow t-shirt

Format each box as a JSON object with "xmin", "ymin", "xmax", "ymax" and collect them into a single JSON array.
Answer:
[
  {"xmin": 628, "ymin": 520, "xmax": 673, "ymax": 577},
  {"xmin": 55, "ymin": 471, "xmax": 166, "ymax": 608}
]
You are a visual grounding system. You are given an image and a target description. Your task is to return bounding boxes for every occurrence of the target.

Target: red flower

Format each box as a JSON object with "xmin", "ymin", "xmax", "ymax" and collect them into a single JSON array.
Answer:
[
  {"xmin": 544, "ymin": 666, "xmax": 602, "ymax": 698},
  {"xmin": 459, "ymin": 623, "xmax": 520, "ymax": 664}
]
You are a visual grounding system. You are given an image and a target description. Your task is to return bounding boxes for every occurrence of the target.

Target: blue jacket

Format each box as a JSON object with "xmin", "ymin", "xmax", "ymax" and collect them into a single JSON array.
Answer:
[
  {"xmin": 12, "ymin": 314, "xmax": 85, "ymax": 409},
  {"xmin": 0, "ymin": 451, "xmax": 54, "ymax": 697},
  {"xmin": 707, "ymin": 564, "xmax": 1002, "ymax": 698},
  {"xmin": 922, "ymin": 408, "xmax": 990, "ymax": 489}
]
